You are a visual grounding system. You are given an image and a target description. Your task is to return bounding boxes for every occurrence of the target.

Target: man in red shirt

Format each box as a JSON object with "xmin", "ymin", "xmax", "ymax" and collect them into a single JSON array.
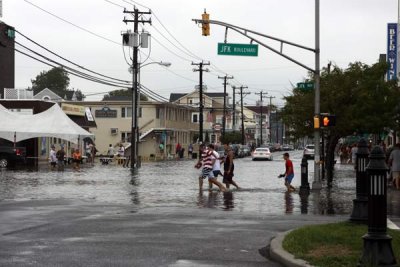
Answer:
[{"xmin": 283, "ymin": 153, "xmax": 295, "ymax": 192}]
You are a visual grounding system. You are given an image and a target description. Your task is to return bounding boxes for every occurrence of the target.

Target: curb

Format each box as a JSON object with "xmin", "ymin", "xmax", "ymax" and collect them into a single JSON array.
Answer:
[{"xmin": 269, "ymin": 230, "xmax": 314, "ymax": 267}]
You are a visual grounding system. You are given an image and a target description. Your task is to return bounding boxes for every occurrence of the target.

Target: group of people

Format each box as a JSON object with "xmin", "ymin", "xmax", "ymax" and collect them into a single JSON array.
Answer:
[
  {"xmin": 338, "ymin": 144, "xmax": 358, "ymax": 164},
  {"xmin": 195, "ymin": 142, "xmax": 296, "ymax": 193},
  {"xmin": 48, "ymin": 142, "xmax": 98, "ymax": 171},
  {"xmin": 195, "ymin": 143, "xmax": 239, "ymax": 192}
]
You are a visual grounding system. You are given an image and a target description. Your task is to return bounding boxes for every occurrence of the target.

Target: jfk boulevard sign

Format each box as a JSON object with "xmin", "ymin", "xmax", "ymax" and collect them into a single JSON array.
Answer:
[{"xmin": 218, "ymin": 43, "xmax": 258, "ymax": 57}]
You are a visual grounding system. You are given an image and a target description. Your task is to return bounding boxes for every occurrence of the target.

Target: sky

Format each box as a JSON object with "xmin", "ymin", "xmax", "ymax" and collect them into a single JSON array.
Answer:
[{"xmin": 0, "ymin": 0, "xmax": 398, "ymax": 107}]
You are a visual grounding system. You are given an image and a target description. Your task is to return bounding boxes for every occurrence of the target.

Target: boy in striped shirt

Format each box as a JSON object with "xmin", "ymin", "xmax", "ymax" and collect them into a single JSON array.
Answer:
[{"xmin": 195, "ymin": 144, "xmax": 226, "ymax": 192}]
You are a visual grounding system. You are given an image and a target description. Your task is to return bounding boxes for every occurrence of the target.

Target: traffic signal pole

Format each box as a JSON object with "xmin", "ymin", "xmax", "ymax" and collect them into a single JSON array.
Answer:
[
  {"xmin": 193, "ymin": 0, "xmax": 321, "ymax": 189},
  {"xmin": 313, "ymin": 0, "xmax": 322, "ymax": 190}
]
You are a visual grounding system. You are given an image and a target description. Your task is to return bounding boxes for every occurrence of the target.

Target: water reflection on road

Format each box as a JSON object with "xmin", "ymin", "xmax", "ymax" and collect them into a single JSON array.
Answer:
[{"xmin": 0, "ymin": 151, "xmax": 398, "ymax": 216}]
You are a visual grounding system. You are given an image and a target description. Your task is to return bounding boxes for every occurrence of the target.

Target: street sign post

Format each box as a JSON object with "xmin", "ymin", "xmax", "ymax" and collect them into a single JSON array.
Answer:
[
  {"xmin": 297, "ymin": 82, "xmax": 314, "ymax": 90},
  {"xmin": 218, "ymin": 43, "xmax": 258, "ymax": 56}
]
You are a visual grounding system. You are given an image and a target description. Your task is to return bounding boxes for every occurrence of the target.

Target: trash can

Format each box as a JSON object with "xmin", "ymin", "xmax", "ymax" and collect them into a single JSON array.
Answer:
[{"xmin": 192, "ymin": 152, "xmax": 197, "ymax": 159}]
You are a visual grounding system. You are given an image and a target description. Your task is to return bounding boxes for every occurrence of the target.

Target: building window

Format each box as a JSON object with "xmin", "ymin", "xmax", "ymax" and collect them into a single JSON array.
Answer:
[
  {"xmin": 192, "ymin": 113, "xmax": 199, "ymax": 123},
  {"xmin": 216, "ymin": 115, "xmax": 223, "ymax": 124},
  {"xmin": 121, "ymin": 107, "xmax": 132, "ymax": 118},
  {"xmin": 156, "ymin": 107, "xmax": 160, "ymax": 119},
  {"xmin": 121, "ymin": 132, "xmax": 132, "ymax": 142}
]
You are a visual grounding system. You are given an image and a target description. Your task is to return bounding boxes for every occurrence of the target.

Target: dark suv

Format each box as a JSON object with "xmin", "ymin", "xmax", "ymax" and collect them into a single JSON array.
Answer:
[{"xmin": 0, "ymin": 146, "xmax": 27, "ymax": 168}]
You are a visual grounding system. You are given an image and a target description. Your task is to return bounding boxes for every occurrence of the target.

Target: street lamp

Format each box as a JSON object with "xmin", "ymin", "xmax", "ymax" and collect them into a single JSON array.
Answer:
[{"xmin": 130, "ymin": 61, "xmax": 171, "ymax": 169}]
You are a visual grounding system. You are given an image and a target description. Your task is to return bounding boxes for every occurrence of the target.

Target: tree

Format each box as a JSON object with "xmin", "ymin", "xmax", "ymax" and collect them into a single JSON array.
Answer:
[
  {"xmin": 31, "ymin": 67, "xmax": 85, "ymax": 100},
  {"xmin": 31, "ymin": 67, "xmax": 70, "ymax": 96},
  {"xmin": 220, "ymin": 131, "xmax": 242, "ymax": 144},
  {"xmin": 102, "ymin": 89, "xmax": 148, "ymax": 101},
  {"xmin": 281, "ymin": 61, "xmax": 400, "ymax": 184}
]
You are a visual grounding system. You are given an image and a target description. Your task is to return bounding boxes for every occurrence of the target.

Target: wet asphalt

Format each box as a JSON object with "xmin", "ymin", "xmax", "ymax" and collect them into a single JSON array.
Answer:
[{"xmin": 0, "ymin": 150, "xmax": 399, "ymax": 266}]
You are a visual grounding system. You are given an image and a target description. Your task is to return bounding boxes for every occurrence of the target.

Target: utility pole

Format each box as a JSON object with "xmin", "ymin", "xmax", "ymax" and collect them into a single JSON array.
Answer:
[
  {"xmin": 123, "ymin": 7, "xmax": 151, "ymax": 169},
  {"xmin": 255, "ymin": 91, "xmax": 268, "ymax": 146},
  {"xmin": 192, "ymin": 61, "xmax": 210, "ymax": 143},
  {"xmin": 218, "ymin": 75, "xmax": 233, "ymax": 137},
  {"xmin": 265, "ymin": 96, "xmax": 275, "ymax": 144},
  {"xmin": 232, "ymin": 86, "xmax": 236, "ymax": 131},
  {"xmin": 236, "ymin": 86, "xmax": 249, "ymax": 145}
]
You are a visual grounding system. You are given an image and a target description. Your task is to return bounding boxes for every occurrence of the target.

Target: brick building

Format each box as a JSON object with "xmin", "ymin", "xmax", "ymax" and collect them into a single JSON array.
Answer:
[{"xmin": 0, "ymin": 21, "xmax": 15, "ymax": 98}]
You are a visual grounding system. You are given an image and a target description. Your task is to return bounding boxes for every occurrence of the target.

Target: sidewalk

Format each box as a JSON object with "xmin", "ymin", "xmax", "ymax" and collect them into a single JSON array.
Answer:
[{"xmin": 269, "ymin": 163, "xmax": 400, "ymax": 267}]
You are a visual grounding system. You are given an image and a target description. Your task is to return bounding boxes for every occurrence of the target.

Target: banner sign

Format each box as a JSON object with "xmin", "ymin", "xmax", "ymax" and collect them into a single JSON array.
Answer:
[
  {"xmin": 387, "ymin": 23, "xmax": 397, "ymax": 81},
  {"xmin": 61, "ymin": 103, "xmax": 85, "ymax": 116}
]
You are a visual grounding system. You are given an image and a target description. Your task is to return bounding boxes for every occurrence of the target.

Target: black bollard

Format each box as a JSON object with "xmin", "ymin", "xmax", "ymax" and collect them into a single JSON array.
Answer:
[
  {"xmin": 299, "ymin": 156, "xmax": 310, "ymax": 195},
  {"xmin": 359, "ymin": 146, "xmax": 397, "ymax": 267},
  {"xmin": 350, "ymin": 139, "xmax": 369, "ymax": 222}
]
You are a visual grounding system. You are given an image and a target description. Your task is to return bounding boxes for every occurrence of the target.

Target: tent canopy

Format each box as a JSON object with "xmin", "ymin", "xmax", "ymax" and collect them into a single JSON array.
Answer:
[{"xmin": 0, "ymin": 103, "xmax": 94, "ymax": 144}]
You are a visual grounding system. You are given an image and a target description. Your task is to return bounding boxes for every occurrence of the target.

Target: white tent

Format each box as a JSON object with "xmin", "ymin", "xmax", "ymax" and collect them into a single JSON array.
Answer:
[{"xmin": 0, "ymin": 103, "xmax": 94, "ymax": 144}]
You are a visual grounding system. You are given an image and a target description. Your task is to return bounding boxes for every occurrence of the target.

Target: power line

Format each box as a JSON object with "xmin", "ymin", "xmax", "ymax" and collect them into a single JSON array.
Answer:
[
  {"xmin": 16, "ymin": 30, "xmax": 130, "ymax": 83},
  {"xmin": 15, "ymin": 42, "xmax": 131, "ymax": 87},
  {"xmin": 23, "ymin": 0, "xmax": 121, "ymax": 46},
  {"xmin": 14, "ymin": 47, "xmax": 127, "ymax": 88}
]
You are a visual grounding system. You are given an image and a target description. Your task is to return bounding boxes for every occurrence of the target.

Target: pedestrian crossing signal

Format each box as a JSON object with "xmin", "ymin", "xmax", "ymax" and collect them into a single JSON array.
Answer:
[{"xmin": 321, "ymin": 115, "xmax": 336, "ymax": 127}]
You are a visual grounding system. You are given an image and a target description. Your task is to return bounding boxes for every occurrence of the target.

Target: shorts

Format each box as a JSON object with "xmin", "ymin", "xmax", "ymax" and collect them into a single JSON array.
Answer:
[
  {"xmin": 286, "ymin": 173, "xmax": 294, "ymax": 184},
  {"xmin": 201, "ymin": 168, "xmax": 214, "ymax": 179},
  {"xmin": 50, "ymin": 162, "xmax": 56, "ymax": 167},
  {"xmin": 213, "ymin": 170, "xmax": 222, "ymax": 178},
  {"xmin": 223, "ymin": 171, "xmax": 234, "ymax": 184}
]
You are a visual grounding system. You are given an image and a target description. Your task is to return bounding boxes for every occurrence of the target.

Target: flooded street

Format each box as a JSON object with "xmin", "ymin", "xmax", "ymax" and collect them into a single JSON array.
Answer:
[{"xmin": 0, "ymin": 151, "xmax": 368, "ymax": 216}]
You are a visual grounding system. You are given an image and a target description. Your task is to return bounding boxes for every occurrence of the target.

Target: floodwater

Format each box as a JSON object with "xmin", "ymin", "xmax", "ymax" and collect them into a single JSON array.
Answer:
[{"xmin": 0, "ymin": 150, "xmax": 398, "ymax": 216}]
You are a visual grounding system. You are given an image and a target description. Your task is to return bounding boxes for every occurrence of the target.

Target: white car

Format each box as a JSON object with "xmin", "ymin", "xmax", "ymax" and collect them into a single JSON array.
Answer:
[{"xmin": 252, "ymin": 148, "xmax": 273, "ymax": 161}]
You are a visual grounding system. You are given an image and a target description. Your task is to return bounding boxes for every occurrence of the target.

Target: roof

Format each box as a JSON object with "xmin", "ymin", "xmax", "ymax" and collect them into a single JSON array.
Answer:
[
  {"xmin": 34, "ymin": 88, "xmax": 62, "ymax": 102},
  {"xmin": 169, "ymin": 92, "xmax": 227, "ymax": 103},
  {"xmin": 245, "ymin": 105, "xmax": 270, "ymax": 114},
  {"xmin": 103, "ymin": 95, "xmax": 132, "ymax": 101},
  {"xmin": 169, "ymin": 93, "xmax": 187, "ymax": 102}
]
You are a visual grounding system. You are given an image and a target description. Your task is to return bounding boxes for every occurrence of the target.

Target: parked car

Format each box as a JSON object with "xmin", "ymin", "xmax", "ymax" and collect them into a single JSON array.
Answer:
[
  {"xmin": 0, "ymin": 146, "xmax": 26, "ymax": 168},
  {"xmin": 242, "ymin": 147, "xmax": 251, "ymax": 156},
  {"xmin": 303, "ymin": 144, "xmax": 315, "ymax": 159},
  {"xmin": 252, "ymin": 147, "xmax": 273, "ymax": 161},
  {"xmin": 282, "ymin": 144, "xmax": 294, "ymax": 151}
]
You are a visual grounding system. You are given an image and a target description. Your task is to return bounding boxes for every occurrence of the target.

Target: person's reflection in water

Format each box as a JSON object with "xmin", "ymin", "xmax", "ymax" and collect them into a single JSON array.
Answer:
[
  {"xmin": 285, "ymin": 191, "xmax": 294, "ymax": 213},
  {"xmin": 197, "ymin": 191, "xmax": 221, "ymax": 208},
  {"xmin": 197, "ymin": 190, "xmax": 207, "ymax": 207},
  {"xmin": 223, "ymin": 191, "xmax": 234, "ymax": 210},
  {"xmin": 207, "ymin": 191, "xmax": 219, "ymax": 208}
]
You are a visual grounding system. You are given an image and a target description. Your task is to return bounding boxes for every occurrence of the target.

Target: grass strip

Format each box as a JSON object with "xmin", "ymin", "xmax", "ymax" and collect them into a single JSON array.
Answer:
[{"xmin": 282, "ymin": 221, "xmax": 400, "ymax": 267}]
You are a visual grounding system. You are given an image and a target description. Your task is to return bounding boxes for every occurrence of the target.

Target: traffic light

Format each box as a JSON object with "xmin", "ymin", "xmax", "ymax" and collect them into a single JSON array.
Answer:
[
  {"xmin": 321, "ymin": 114, "xmax": 336, "ymax": 127},
  {"xmin": 202, "ymin": 11, "xmax": 210, "ymax": 36},
  {"xmin": 313, "ymin": 115, "xmax": 320, "ymax": 129}
]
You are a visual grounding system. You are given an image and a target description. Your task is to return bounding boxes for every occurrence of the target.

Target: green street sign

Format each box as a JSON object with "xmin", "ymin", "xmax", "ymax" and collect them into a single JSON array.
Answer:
[
  {"xmin": 218, "ymin": 43, "xmax": 258, "ymax": 57},
  {"xmin": 297, "ymin": 82, "xmax": 314, "ymax": 90}
]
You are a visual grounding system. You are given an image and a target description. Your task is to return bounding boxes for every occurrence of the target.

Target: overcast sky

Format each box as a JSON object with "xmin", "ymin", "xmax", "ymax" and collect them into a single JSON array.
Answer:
[{"xmin": 1, "ymin": 0, "xmax": 397, "ymax": 106}]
